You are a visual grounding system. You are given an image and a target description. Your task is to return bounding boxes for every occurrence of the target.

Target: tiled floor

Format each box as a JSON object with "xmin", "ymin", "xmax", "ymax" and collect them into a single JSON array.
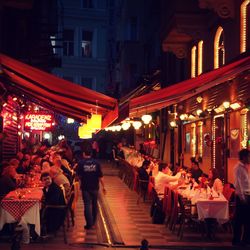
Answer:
[{"xmin": 0, "ymin": 160, "xmax": 234, "ymax": 249}]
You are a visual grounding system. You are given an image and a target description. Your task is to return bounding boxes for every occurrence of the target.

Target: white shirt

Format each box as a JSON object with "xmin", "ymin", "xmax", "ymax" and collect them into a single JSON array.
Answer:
[
  {"xmin": 234, "ymin": 161, "xmax": 250, "ymax": 201},
  {"xmin": 155, "ymin": 171, "xmax": 181, "ymax": 195}
]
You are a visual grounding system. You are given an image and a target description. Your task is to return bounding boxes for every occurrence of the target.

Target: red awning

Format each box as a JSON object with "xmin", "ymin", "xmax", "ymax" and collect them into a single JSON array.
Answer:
[
  {"xmin": 129, "ymin": 56, "xmax": 250, "ymax": 116},
  {"xmin": 0, "ymin": 54, "xmax": 118, "ymax": 128}
]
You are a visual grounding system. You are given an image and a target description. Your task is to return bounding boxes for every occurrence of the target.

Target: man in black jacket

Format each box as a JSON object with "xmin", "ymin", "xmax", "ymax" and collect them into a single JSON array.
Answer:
[{"xmin": 41, "ymin": 172, "xmax": 66, "ymax": 234}]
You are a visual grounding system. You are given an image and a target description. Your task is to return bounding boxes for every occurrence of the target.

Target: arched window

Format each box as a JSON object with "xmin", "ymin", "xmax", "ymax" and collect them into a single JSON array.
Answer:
[
  {"xmin": 191, "ymin": 40, "xmax": 203, "ymax": 78},
  {"xmin": 240, "ymin": 0, "xmax": 250, "ymax": 53},
  {"xmin": 191, "ymin": 46, "xmax": 197, "ymax": 78},
  {"xmin": 214, "ymin": 26, "xmax": 225, "ymax": 69},
  {"xmin": 197, "ymin": 40, "xmax": 203, "ymax": 75}
]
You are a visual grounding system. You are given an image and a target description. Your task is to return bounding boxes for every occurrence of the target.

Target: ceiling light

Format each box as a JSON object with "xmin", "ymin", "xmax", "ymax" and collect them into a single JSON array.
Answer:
[
  {"xmin": 121, "ymin": 122, "xmax": 131, "ymax": 130},
  {"xmin": 141, "ymin": 114, "xmax": 152, "ymax": 124},
  {"xmin": 223, "ymin": 101, "xmax": 230, "ymax": 109},
  {"xmin": 214, "ymin": 105, "xmax": 225, "ymax": 113},
  {"xmin": 230, "ymin": 101, "xmax": 242, "ymax": 110},
  {"xmin": 67, "ymin": 118, "xmax": 74, "ymax": 124},
  {"xmin": 196, "ymin": 96, "xmax": 203, "ymax": 103},
  {"xmin": 170, "ymin": 121, "xmax": 177, "ymax": 128},
  {"xmin": 196, "ymin": 109, "xmax": 203, "ymax": 116},
  {"xmin": 132, "ymin": 121, "xmax": 142, "ymax": 130},
  {"xmin": 179, "ymin": 114, "xmax": 188, "ymax": 120}
]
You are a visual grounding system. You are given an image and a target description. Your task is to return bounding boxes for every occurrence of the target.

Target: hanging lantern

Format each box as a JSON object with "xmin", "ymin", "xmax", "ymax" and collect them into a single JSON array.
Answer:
[
  {"xmin": 78, "ymin": 124, "xmax": 92, "ymax": 139},
  {"xmin": 88, "ymin": 114, "xmax": 102, "ymax": 130},
  {"xmin": 141, "ymin": 114, "xmax": 152, "ymax": 124},
  {"xmin": 132, "ymin": 121, "xmax": 142, "ymax": 130},
  {"xmin": 121, "ymin": 122, "xmax": 131, "ymax": 130}
]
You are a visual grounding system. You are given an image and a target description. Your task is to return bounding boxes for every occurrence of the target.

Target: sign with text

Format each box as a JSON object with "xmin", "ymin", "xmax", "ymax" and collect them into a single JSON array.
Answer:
[{"xmin": 24, "ymin": 113, "xmax": 53, "ymax": 131}]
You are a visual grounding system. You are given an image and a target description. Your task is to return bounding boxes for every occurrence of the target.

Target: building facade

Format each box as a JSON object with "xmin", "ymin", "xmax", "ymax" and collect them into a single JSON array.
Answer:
[{"xmin": 52, "ymin": 0, "xmax": 110, "ymax": 94}]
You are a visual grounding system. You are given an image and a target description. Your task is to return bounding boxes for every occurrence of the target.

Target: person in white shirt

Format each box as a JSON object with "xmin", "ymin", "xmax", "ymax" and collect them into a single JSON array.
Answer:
[
  {"xmin": 208, "ymin": 168, "xmax": 223, "ymax": 194},
  {"xmin": 232, "ymin": 149, "xmax": 250, "ymax": 246},
  {"xmin": 154, "ymin": 163, "xmax": 182, "ymax": 198}
]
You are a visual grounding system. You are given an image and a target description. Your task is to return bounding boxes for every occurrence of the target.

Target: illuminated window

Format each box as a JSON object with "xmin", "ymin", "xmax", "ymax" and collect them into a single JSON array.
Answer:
[
  {"xmin": 82, "ymin": 30, "xmax": 93, "ymax": 57},
  {"xmin": 240, "ymin": 0, "xmax": 250, "ymax": 53},
  {"xmin": 191, "ymin": 40, "xmax": 203, "ymax": 78},
  {"xmin": 214, "ymin": 26, "xmax": 225, "ymax": 69},
  {"xmin": 191, "ymin": 46, "xmax": 197, "ymax": 78},
  {"xmin": 198, "ymin": 40, "xmax": 203, "ymax": 75}
]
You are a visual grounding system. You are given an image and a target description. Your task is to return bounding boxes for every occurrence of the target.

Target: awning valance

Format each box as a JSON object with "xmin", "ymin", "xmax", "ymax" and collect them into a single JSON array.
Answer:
[
  {"xmin": 129, "ymin": 56, "xmax": 250, "ymax": 116},
  {"xmin": 0, "ymin": 54, "xmax": 118, "ymax": 128}
]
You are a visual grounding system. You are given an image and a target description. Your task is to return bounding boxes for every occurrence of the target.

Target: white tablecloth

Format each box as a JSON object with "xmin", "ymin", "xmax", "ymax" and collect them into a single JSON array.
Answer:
[
  {"xmin": 0, "ymin": 188, "xmax": 42, "ymax": 236},
  {"xmin": 0, "ymin": 202, "xmax": 41, "ymax": 235}
]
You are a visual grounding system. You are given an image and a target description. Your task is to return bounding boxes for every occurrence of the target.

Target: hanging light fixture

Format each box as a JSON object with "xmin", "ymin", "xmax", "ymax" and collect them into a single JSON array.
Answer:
[
  {"xmin": 141, "ymin": 114, "xmax": 152, "ymax": 124},
  {"xmin": 121, "ymin": 121, "xmax": 131, "ymax": 130},
  {"xmin": 132, "ymin": 121, "xmax": 142, "ymax": 130},
  {"xmin": 67, "ymin": 118, "xmax": 74, "ymax": 124},
  {"xmin": 78, "ymin": 124, "xmax": 92, "ymax": 139},
  {"xmin": 88, "ymin": 113, "xmax": 102, "ymax": 131}
]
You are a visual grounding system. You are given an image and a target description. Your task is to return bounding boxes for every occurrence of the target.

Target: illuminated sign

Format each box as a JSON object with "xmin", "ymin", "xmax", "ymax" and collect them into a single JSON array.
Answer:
[{"xmin": 24, "ymin": 113, "xmax": 53, "ymax": 131}]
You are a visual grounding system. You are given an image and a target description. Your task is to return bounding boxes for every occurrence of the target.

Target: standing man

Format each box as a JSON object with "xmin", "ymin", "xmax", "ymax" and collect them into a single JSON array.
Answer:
[
  {"xmin": 232, "ymin": 148, "xmax": 250, "ymax": 246},
  {"xmin": 77, "ymin": 144, "xmax": 106, "ymax": 230}
]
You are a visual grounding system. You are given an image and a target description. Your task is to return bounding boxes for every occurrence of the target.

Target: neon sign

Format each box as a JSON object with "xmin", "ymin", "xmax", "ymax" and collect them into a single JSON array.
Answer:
[{"xmin": 24, "ymin": 113, "xmax": 53, "ymax": 131}]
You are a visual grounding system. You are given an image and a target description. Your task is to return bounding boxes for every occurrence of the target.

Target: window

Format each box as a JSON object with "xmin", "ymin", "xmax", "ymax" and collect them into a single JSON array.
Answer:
[
  {"xmin": 63, "ymin": 29, "xmax": 74, "ymax": 56},
  {"xmin": 191, "ymin": 40, "xmax": 203, "ymax": 78},
  {"xmin": 82, "ymin": 31, "xmax": 93, "ymax": 57},
  {"xmin": 81, "ymin": 77, "xmax": 92, "ymax": 88},
  {"xmin": 191, "ymin": 46, "xmax": 197, "ymax": 78},
  {"xmin": 240, "ymin": 0, "xmax": 250, "ymax": 53},
  {"xmin": 214, "ymin": 26, "xmax": 225, "ymax": 69},
  {"xmin": 81, "ymin": 0, "xmax": 94, "ymax": 8},
  {"xmin": 197, "ymin": 40, "xmax": 203, "ymax": 75}
]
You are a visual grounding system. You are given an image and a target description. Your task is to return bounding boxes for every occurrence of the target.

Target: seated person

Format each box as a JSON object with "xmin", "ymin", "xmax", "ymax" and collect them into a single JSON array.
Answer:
[
  {"xmin": 51, "ymin": 154, "xmax": 73, "ymax": 184},
  {"xmin": 137, "ymin": 160, "xmax": 152, "ymax": 193},
  {"xmin": 190, "ymin": 161, "xmax": 203, "ymax": 183},
  {"xmin": 0, "ymin": 165, "xmax": 17, "ymax": 198},
  {"xmin": 40, "ymin": 172, "xmax": 66, "ymax": 234},
  {"xmin": 116, "ymin": 142, "xmax": 125, "ymax": 159},
  {"xmin": 155, "ymin": 163, "xmax": 182, "ymax": 197},
  {"xmin": 50, "ymin": 167, "xmax": 71, "ymax": 201},
  {"xmin": 208, "ymin": 168, "xmax": 223, "ymax": 193},
  {"xmin": 16, "ymin": 154, "xmax": 31, "ymax": 174}
]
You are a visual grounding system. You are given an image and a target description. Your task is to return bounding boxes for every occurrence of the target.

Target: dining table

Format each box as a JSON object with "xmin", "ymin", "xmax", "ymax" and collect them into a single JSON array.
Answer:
[
  {"xmin": 169, "ymin": 182, "xmax": 229, "ymax": 224},
  {"xmin": 0, "ymin": 187, "xmax": 43, "ymax": 236}
]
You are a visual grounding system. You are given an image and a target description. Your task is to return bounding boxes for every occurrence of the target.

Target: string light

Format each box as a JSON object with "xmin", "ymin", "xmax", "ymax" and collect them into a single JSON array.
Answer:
[
  {"xmin": 198, "ymin": 121, "xmax": 203, "ymax": 157},
  {"xmin": 241, "ymin": 108, "xmax": 248, "ymax": 148},
  {"xmin": 191, "ymin": 123, "xmax": 196, "ymax": 157},
  {"xmin": 212, "ymin": 117, "xmax": 216, "ymax": 168}
]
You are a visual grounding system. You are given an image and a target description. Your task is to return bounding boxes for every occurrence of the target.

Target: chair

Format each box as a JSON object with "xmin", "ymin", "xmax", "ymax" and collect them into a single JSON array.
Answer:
[
  {"xmin": 223, "ymin": 183, "xmax": 235, "ymax": 201},
  {"xmin": 41, "ymin": 190, "xmax": 75, "ymax": 244},
  {"xmin": 177, "ymin": 195, "xmax": 202, "ymax": 239}
]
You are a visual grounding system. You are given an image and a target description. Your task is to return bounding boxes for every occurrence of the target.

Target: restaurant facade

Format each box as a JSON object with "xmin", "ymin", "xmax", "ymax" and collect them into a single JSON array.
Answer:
[{"xmin": 128, "ymin": 0, "xmax": 250, "ymax": 183}]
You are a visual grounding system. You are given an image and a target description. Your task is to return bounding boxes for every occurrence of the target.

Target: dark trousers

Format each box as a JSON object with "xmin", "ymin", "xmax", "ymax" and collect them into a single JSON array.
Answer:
[
  {"xmin": 232, "ymin": 195, "xmax": 250, "ymax": 244},
  {"xmin": 82, "ymin": 190, "xmax": 98, "ymax": 227}
]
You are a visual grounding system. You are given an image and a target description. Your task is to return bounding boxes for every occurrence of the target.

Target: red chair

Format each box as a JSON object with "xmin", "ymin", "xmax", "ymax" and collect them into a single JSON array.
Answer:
[{"xmin": 223, "ymin": 183, "xmax": 235, "ymax": 201}]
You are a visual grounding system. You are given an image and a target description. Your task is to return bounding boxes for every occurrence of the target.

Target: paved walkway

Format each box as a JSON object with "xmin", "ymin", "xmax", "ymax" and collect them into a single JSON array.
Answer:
[{"xmin": 0, "ymin": 160, "xmax": 235, "ymax": 250}]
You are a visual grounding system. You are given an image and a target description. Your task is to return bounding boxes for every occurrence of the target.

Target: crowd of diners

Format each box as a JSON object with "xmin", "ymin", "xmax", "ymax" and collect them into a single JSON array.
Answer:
[
  {"xmin": 0, "ymin": 139, "xmax": 77, "ymax": 236},
  {"xmin": 137, "ymin": 156, "xmax": 224, "ymax": 199}
]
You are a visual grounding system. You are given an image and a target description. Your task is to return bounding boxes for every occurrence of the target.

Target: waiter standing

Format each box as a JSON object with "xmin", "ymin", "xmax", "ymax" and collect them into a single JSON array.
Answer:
[
  {"xmin": 232, "ymin": 148, "xmax": 250, "ymax": 246},
  {"xmin": 77, "ymin": 144, "xmax": 106, "ymax": 230}
]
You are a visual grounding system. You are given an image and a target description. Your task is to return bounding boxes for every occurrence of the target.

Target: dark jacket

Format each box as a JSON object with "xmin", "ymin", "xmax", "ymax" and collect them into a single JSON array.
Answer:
[{"xmin": 0, "ymin": 175, "xmax": 16, "ymax": 198}]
